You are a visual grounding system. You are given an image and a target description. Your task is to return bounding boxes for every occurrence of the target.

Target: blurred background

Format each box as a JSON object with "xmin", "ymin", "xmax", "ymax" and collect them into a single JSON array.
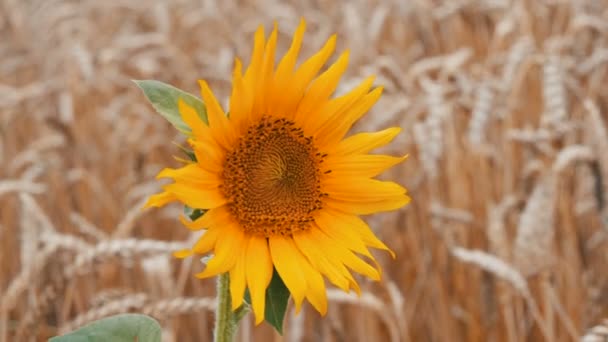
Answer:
[{"xmin": 2, "ymin": 0, "xmax": 608, "ymax": 341}]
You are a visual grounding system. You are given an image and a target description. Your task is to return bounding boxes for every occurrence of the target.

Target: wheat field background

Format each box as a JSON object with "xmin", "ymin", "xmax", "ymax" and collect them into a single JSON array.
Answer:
[{"xmin": 2, "ymin": 0, "xmax": 608, "ymax": 341}]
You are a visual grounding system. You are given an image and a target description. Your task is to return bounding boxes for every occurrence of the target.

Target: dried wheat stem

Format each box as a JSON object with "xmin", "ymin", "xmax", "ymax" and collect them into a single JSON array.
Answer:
[
  {"xmin": 0, "ymin": 179, "xmax": 45, "ymax": 196},
  {"xmin": 69, "ymin": 212, "xmax": 108, "ymax": 241},
  {"xmin": 513, "ymin": 173, "xmax": 557, "ymax": 275},
  {"xmin": 413, "ymin": 123, "xmax": 438, "ymax": 178},
  {"xmin": 90, "ymin": 289, "xmax": 132, "ymax": 307},
  {"xmin": 468, "ymin": 83, "xmax": 494, "ymax": 146},
  {"xmin": 112, "ymin": 196, "xmax": 149, "ymax": 238},
  {"xmin": 582, "ymin": 319, "xmax": 608, "ymax": 342},
  {"xmin": 8, "ymin": 133, "xmax": 65, "ymax": 172},
  {"xmin": 409, "ymin": 48, "xmax": 473, "ymax": 78},
  {"xmin": 450, "ymin": 247, "xmax": 550, "ymax": 340},
  {"xmin": 541, "ymin": 55, "xmax": 567, "ymax": 126},
  {"xmin": 0, "ymin": 246, "xmax": 57, "ymax": 312},
  {"xmin": 502, "ymin": 36, "xmax": 535, "ymax": 87},
  {"xmin": 59, "ymin": 294, "xmax": 149, "ymax": 334},
  {"xmin": 326, "ymin": 289, "xmax": 400, "ymax": 342},
  {"xmin": 141, "ymin": 296, "xmax": 217, "ymax": 319},
  {"xmin": 14, "ymin": 283, "xmax": 62, "ymax": 340},
  {"xmin": 65, "ymin": 239, "xmax": 189, "ymax": 277},
  {"xmin": 552, "ymin": 145, "xmax": 595, "ymax": 173},
  {"xmin": 430, "ymin": 202, "xmax": 474, "ymax": 224},
  {"xmin": 451, "ymin": 247, "xmax": 529, "ymax": 296},
  {"xmin": 488, "ymin": 195, "xmax": 519, "ymax": 260},
  {"xmin": 42, "ymin": 231, "xmax": 91, "ymax": 253}
]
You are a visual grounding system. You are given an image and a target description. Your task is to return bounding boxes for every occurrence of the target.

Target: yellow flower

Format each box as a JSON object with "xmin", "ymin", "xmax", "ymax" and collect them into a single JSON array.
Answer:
[{"xmin": 146, "ymin": 19, "xmax": 410, "ymax": 324}]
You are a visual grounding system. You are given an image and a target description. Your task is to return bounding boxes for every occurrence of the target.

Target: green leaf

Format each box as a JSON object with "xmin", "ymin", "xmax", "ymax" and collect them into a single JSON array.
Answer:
[
  {"xmin": 182, "ymin": 148, "xmax": 197, "ymax": 162},
  {"xmin": 264, "ymin": 271, "xmax": 290, "ymax": 335},
  {"xmin": 134, "ymin": 80, "xmax": 207, "ymax": 133},
  {"xmin": 173, "ymin": 143, "xmax": 198, "ymax": 162},
  {"xmin": 49, "ymin": 314, "xmax": 161, "ymax": 342},
  {"xmin": 184, "ymin": 205, "xmax": 206, "ymax": 221},
  {"xmin": 244, "ymin": 269, "xmax": 290, "ymax": 335}
]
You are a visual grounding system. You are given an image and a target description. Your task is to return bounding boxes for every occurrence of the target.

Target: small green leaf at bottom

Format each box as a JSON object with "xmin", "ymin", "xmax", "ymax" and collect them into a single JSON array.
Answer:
[
  {"xmin": 49, "ymin": 314, "xmax": 161, "ymax": 342},
  {"xmin": 244, "ymin": 268, "xmax": 290, "ymax": 335}
]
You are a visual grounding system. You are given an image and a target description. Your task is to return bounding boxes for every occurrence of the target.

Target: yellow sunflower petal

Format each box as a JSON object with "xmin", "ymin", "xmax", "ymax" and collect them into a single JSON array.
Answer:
[
  {"xmin": 246, "ymin": 236, "xmax": 273, "ymax": 324},
  {"xmin": 311, "ymin": 228, "xmax": 380, "ymax": 281},
  {"xmin": 323, "ymin": 178, "xmax": 407, "ymax": 202},
  {"xmin": 300, "ymin": 258, "xmax": 327, "ymax": 315},
  {"xmin": 305, "ymin": 75, "xmax": 375, "ymax": 137},
  {"xmin": 195, "ymin": 223, "xmax": 245, "ymax": 278},
  {"xmin": 198, "ymin": 80, "xmax": 236, "ymax": 148},
  {"xmin": 178, "ymin": 98, "xmax": 208, "ymax": 138},
  {"xmin": 314, "ymin": 85, "xmax": 383, "ymax": 148},
  {"xmin": 229, "ymin": 240, "xmax": 248, "ymax": 310},
  {"xmin": 269, "ymin": 235, "xmax": 327, "ymax": 315},
  {"xmin": 173, "ymin": 249, "xmax": 194, "ymax": 259},
  {"xmin": 179, "ymin": 205, "xmax": 231, "ymax": 231},
  {"xmin": 314, "ymin": 210, "xmax": 372, "ymax": 258},
  {"xmin": 272, "ymin": 18, "xmax": 306, "ymax": 103},
  {"xmin": 330, "ymin": 127, "xmax": 402, "ymax": 155},
  {"xmin": 324, "ymin": 154, "xmax": 408, "ymax": 179},
  {"xmin": 163, "ymin": 182, "xmax": 226, "ymax": 210},
  {"xmin": 191, "ymin": 227, "xmax": 221, "ymax": 254},
  {"xmin": 293, "ymin": 231, "xmax": 351, "ymax": 291},
  {"xmin": 335, "ymin": 213, "xmax": 395, "ymax": 258},
  {"xmin": 325, "ymin": 196, "xmax": 410, "ymax": 215},
  {"xmin": 189, "ymin": 138, "xmax": 224, "ymax": 173},
  {"xmin": 254, "ymin": 22, "xmax": 278, "ymax": 116},
  {"xmin": 269, "ymin": 236, "xmax": 308, "ymax": 312},
  {"xmin": 274, "ymin": 18, "xmax": 306, "ymax": 83},
  {"xmin": 298, "ymin": 232, "xmax": 362, "ymax": 293},
  {"xmin": 244, "ymin": 25, "xmax": 266, "ymax": 107},
  {"xmin": 229, "ymin": 58, "xmax": 252, "ymax": 133},
  {"xmin": 172, "ymin": 227, "xmax": 221, "ymax": 259},
  {"xmin": 144, "ymin": 191, "xmax": 177, "ymax": 208},
  {"xmin": 156, "ymin": 163, "xmax": 221, "ymax": 187},
  {"xmin": 178, "ymin": 101, "xmax": 226, "ymax": 171},
  {"xmin": 276, "ymin": 35, "xmax": 337, "ymax": 117},
  {"xmin": 296, "ymin": 50, "xmax": 350, "ymax": 125}
]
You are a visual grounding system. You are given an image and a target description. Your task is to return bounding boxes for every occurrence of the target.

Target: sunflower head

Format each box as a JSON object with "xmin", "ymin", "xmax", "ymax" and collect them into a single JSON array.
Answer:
[{"xmin": 146, "ymin": 19, "xmax": 410, "ymax": 325}]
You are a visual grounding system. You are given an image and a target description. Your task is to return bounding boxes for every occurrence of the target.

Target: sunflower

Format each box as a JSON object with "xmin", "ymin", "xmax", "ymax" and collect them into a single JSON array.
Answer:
[{"xmin": 145, "ymin": 19, "xmax": 410, "ymax": 324}]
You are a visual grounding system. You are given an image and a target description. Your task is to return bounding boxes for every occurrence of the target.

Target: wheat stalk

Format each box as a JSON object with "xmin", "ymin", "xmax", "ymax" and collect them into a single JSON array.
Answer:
[
  {"xmin": 58, "ymin": 295, "xmax": 217, "ymax": 335},
  {"xmin": 58, "ymin": 294, "xmax": 149, "ymax": 334},
  {"xmin": 65, "ymin": 239, "xmax": 189, "ymax": 277},
  {"xmin": 487, "ymin": 195, "xmax": 519, "ymax": 260},
  {"xmin": 582, "ymin": 319, "xmax": 608, "ymax": 342},
  {"xmin": 552, "ymin": 145, "xmax": 595, "ymax": 173},
  {"xmin": 141, "ymin": 296, "xmax": 217, "ymax": 319},
  {"xmin": 326, "ymin": 289, "xmax": 400, "ymax": 342},
  {"xmin": 0, "ymin": 246, "xmax": 57, "ymax": 313},
  {"xmin": 451, "ymin": 247, "xmax": 529, "ymax": 296},
  {"xmin": 468, "ymin": 83, "xmax": 494, "ymax": 146},
  {"xmin": 0, "ymin": 179, "xmax": 45, "ymax": 196},
  {"xmin": 513, "ymin": 173, "xmax": 557, "ymax": 275},
  {"xmin": 542, "ymin": 55, "xmax": 568, "ymax": 126},
  {"xmin": 69, "ymin": 212, "xmax": 108, "ymax": 241},
  {"xmin": 450, "ymin": 247, "xmax": 550, "ymax": 340}
]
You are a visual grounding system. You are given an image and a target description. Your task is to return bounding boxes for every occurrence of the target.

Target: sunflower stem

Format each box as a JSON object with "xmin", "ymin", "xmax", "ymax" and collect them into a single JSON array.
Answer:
[{"xmin": 214, "ymin": 273, "xmax": 236, "ymax": 342}]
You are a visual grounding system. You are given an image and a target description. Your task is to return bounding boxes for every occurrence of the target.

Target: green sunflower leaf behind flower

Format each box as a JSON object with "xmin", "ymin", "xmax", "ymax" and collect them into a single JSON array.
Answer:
[
  {"xmin": 244, "ymin": 269, "xmax": 290, "ymax": 335},
  {"xmin": 134, "ymin": 80, "xmax": 207, "ymax": 133}
]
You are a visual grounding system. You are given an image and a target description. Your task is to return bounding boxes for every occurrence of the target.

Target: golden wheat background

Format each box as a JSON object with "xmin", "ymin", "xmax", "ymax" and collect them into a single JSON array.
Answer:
[{"xmin": 2, "ymin": 0, "xmax": 608, "ymax": 341}]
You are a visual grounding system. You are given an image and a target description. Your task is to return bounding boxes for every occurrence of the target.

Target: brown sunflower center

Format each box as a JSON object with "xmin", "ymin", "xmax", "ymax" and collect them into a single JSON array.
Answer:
[{"xmin": 221, "ymin": 116, "xmax": 327, "ymax": 237}]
